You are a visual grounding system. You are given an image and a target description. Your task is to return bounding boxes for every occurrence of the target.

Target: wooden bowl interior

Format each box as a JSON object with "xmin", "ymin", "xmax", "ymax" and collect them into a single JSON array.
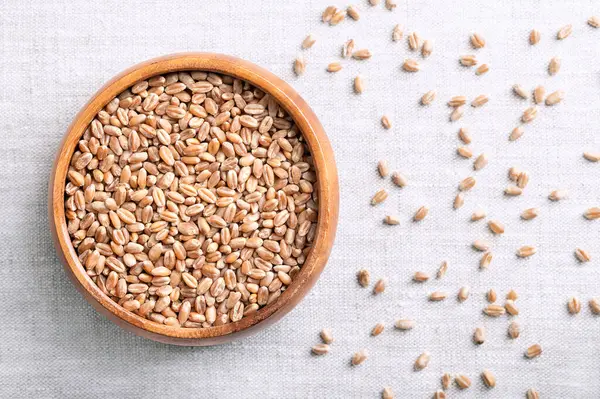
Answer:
[{"xmin": 49, "ymin": 53, "xmax": 339, "ymax": 345}]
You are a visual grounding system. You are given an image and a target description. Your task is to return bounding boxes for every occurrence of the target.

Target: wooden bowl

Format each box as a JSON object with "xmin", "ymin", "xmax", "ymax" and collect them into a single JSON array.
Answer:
[{"xmin": 49, "ymin": 53, "xmax": 339, "ymax": 346}]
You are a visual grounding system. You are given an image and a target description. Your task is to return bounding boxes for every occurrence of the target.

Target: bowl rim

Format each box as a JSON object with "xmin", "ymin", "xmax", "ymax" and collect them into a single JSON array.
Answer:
[{"xmin": 49, "ymin": 52, "xmax": 339, "ymax": 345}]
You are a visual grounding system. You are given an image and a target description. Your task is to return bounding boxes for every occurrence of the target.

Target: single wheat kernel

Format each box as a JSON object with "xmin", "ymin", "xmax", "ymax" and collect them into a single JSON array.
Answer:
[
  {"xmin": 459, "ymin": 127, "xmax": 472, "ymax": 144},
  {"xmin": 429, "ymin": 291, "xmax": 447, "ymax": 301},
  {"xmin": 474, "ymin": 153, "xmax": 488, "ymax": 170},
  {"xmin": 557, "ymin": 24, "xmax": 572, "ymax": 39},
  {"xmin": 545, "ymin": 90, "xmax": 564, "ymax": 106},
  {"xmin": 422, "ymin": 40, "xmax": 433, "ymax": 57},
  {"xmin": 482, "ymin": 370, "xmax": 496, "ymax": 388},
  {"xmin": 354, "ymin": 75, "xmax": 364, "ymax": 94},
  {"xmin": 414, "ymin": 352, "xmax": 430, "ymax": 370},
  {"xmin": 527, "ymin": 388, "xmax": 540, "ymax": 399},
  {"xmin": 472, "ymin": 209, "xmax": 486, "ymax": 221},
  {"xmin": 301, "ymin": 34, "xmax": 316, "ymax": 49},
  {"xmin": 454, "ymin": 193, "xmax": 465, "ymax": 209},
  {"xmin": 327, "ymin": 62, "xmax": 343, "ymax": 72},
  {"xmin": 480, "ymin": 252, "xmax": 493, "ymax": 269},
  {"xmin": 583, "ymin": 151, "xmax": 600, "ymax": 162},
  {"xmin": 346, "ymin": 5, "xmax": 360, "ymax": 20},
  {"xmin": 372, "ymin": 322, "xmax": 385, "ymax": 336},
  {"xmin": 381, "ymin": 115, "xmax": 392, "ymax": 129},
  {"xmin": 320, "ymin": 328, "xmax": 333, "ymax": 344},
  {"xmin": 312, "ymin": 343, "xmax": 330, "ymax": 355},
  {"xmin": 473, "ymin": 239, "xmax": 490, "ymax": 251},
  {"xmin": 533, "ymin": 85, "xmax": 545, "ymax": 104},
  {"xmin": 408, "ymin": 32, "xmax": 421, "ymax": 50},
  {"xmin": 330, "ymin": 10, "xmax": 345, "ymax": 25},
  {"xmin": 458, "ymin": 286, "xmax": 470, "ymax": 302},
  {"xmin": 384, "ymin": 216, "xmax": 400, "ymax": 225},
  {"xmin": 549, "ymin": 57, "xmax": 561, "ymax": 75},
  {"xmin": 589, "ymin": 298, "xmax": 600, "ymax": 314},
  {"xmin": 509, "ymin": 126, "xmax": 524, "ymax": 141},
  {"xmin": 460, "ymin": 55, "xmax": 477, "ymax": 66},
  {"xmin": 385, "ymin": 0, "xmax": 397, "ymax": 10},
  {"xmin": 391, "ymin": 171, "xmax": 408, "ymax": 187},
  {"xmin": 403, "ymin": 59, "xmax": 420, "ymax": 72},
  {"xmin": 442, "ymin": 373, "xmax": 452, "ymax": 389},
  {"xmin": 413, "ymin": 271, "xmax": 430, "ymax": 282},
  {"xmin": 343, "ymin": 39, "xmax": 355, "ymax": 58},
  {"xmin": 352, "ymin": 49, "xmax": 372, "ymax": 60},
  {"xmin": 575, "ymin": 248, "xmax": 591, "ymax": 262},
  {"xmin": 522, "ymin": 106, "xmax": 538, "ymax": 123},
  {"xmin": 459, "ymin": 176, "xmax": 476, "ymax": 191},
  {"xmin": 505, "ymin": 185, "xmax": 523, "ymax": 196},
  {"xmin": 369, "ymin": 0, "xmax": 380, "ymax": 5},
  {"xmin": 374, "ymin": 278, "xmax": 386, "ymax": 294},
  {"xmin": 588, "ymin": 16, "xmax": 600, "ymax": 28},
  {"xmin": 392, "ymin": 24, "xmax": 404, "ymax": 41},
  {"xmin": 457, "ymin": 146, "xmax": 473, "ymax": 158},
  {"xmin": 395, "ymin": 319, "xmax": 416, "ymax": 330},
  {"xmin": 448, "ymin": 95, "xmax": 467, "ymax": 107},
  {"xmin": 529, "ymin": 29, "xmax": 541, "ymax": 45},
  {"xmin": 488, "ymin": 220, "xmax": 504, "ymax": 235},
  {"xmin": 584, "ymin": 207, "xmax": 600, "ymax": 220},
  {"xmin": 437, "ymin": 261, "xmax": 448, "ymax": 279},
  {"xmin": 507, "ymin": 290, "xmax": 518, "ymax": 300},
  {"xmin": 487, "ymin": 289, "xmax": 497, "ymax": 303},
  {"xmin": 509, "ymin": 167, "xmax": 522, "ymax": 181},
  {"xmin": 455, "ymin": 374, "xmax": 471, "ymax": 389},
  {"xmin": 358, "ymin": 269, "xmax": 370, "ymax": 287},
  {"xmin": 475, "ymin": 64, "xmax": 489, "ymax": 75},
  {"xmin": 517, "ymin": 246, "xmax": 537, "ymax": 258},
  {"xmin": 382, "ymin": 387, "xmax": 394, "ymax": 399},
  {"xmin": 450, "ymin": 106, "xmax": 464, "ymax": 121},
  {"xmin": 322, "ymin": 6, "xmax": 337, "ymax": 22},
  {"xmin": 414, "ymin": 206, "xmax": 429, "ymax": 221},
  {"xmin": 371, "ymin": 189, "xmax": 388, "ymax": 205},
  {"xmin": 294, "ymin": 57, "xmax": 306, "ymax": 75},
  {"xmin": 568, "ymin": 297, "xmax": 581, "ymax": 314},
  {"xmin": 433, "ymin": 390, "xmax": 446, "ymax": 399},
  {"xmin": 525, "ymin": 344, "xmax": 542, "ymax": 358},
  {"xmin": 505, "ymin": 300, "xmax": 520, "ymax": 316},
  {"xmin": 421, "ymin": 90, "xmax": 436, "ymax": 105},
  {"xmin": 473, "ymin": 327, "xmax": 485, "ymax": 344},
  {"xmin": 517, "ymin": 172, "xmax": 529, "ymax": 188},
  {"xmin": 378, "ymin": 160, "xmax": 389, "ymax": 177},
  {"xmin": 514, "ymin": 84, "xmax": 529, "ymax": 99},
  {"xmin": 470, "ymin": 33, "xmax": 486, "ymax": 48},
  {"xmin": 483, "ymin": 304, "xmax": 505, "ymax": 317},
  {"xmin": 471, "ymin": 94, "xmax": 489, "ymax": 107},
  {"xmin": 352, "ymin": 349, "xmax": 368, "ymax": 365},
  {"xmin": 549, "ymin": 189, "xmax": 567, "ymax": 201},
  {"xmin": 508, "ymin": 321, "xmax": 521, "ymax": 339}
]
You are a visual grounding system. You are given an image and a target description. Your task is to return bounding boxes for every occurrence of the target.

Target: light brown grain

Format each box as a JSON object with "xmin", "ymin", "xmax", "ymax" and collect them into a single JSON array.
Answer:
[
  {"xmin": 473, "ymin": 327, "xmax": 485, "ymax": 344},
  {"xmin": 517, "ymin": 246, "xmax": 537, "ymax": 258},
  {"xmin": 358, "ymin": 269, "xmax": 370, "ymax": 287},
  {"xmin": 421, "ymin": 90, "xmax": 436, "ymax": 105},
  {"xmin": 374, "ymin": 278, "xmax": 386, "ymax": 294},
  {"xmin": 549, "ymin": 57, "xmax": 561, "ymax": 75},
  {"xmin": 529, "ymin": 29, "xmax": 541, "ymax": 45},
  {"xmin": 403, "ymin": 59, "xmax": 420, "ymax": 72},
  {"xmin": 352, "ymin": 349, "xmax": 368, "ymax": 365},
  {"xmin": 414, "ymin": 352, "xmax": 430, "ymax": 370},
  {"xmin": 470, "ymin": 33, "xmax": 486, "ymax": 48},
  {"xmin": 557, "ymin": 24, "xmax": 572, "ymax": 39},
  {"xmin": 525, "ymin": 344, "xmax": 542, "ymax": 358},
  {"xmin": 371, "ymin": 322, "xmax": 385, "ymax": 336},
  {"xmin": 455, "ymin": 374, "xmax": 471, "ymax": 389},
  {"xmin": 371, "ymin": 189, "xmax": 388, "ymax": 205},
  {"xmin": 575, "ymin": 248, "xmax": 591, "ymax": 263},
  {"xmin": 545, "ymin": 90, "xmax": 564, "ymax": 105},
  {"xmin": 414, "ymin": 206, "xmax": 429, "ymax": 221},
  {"xmin": 480, "ymin": 252, "xmax": 493, "ymax": 269}
]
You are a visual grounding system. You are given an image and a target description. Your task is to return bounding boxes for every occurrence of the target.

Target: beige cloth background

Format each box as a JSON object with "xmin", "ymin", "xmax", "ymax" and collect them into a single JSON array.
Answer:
[{"xmin": 0, "ymin": 0, "xmax": 599, "ymax": 397}]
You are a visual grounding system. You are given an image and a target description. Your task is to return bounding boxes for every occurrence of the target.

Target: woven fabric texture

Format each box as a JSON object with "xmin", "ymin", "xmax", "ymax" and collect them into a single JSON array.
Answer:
[{"xmin": 0, "ymin": 0, "xmax": 599, "ymax": 397}]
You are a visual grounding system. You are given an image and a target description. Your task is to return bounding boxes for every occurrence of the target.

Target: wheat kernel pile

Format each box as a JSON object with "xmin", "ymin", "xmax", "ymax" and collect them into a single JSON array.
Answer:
[{"xmin": 64, "ymin": 70, "xmax": 319, "ymax": 328}]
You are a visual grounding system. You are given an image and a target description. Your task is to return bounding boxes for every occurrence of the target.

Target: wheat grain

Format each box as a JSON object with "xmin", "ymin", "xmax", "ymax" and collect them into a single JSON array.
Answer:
[
  {"xmin": 371, "ymin": 322, "xmax": 385, "ymax": 336},
  {"xmin": 508, "ymin": 321, "xmax": 521, "ymax": 339},
  {"xmin": 525, "ymin": 344, "xmax": 542, "ymax": 358},
  {"xmin": 403, "ymin": 59, "xmax": 420, "ymax": 72},
  {"xmin": 441, "ymin": 373, "xmax": 452, "ymax": 389},
  {"xmin": 545, "ymin": 90, "xmax": 564, "ymax": 105},
  {"xmin": 458, "ymin": 286, "xmax": 470, "ymax": 302},
  {"xmin": 429, "ymin": 291, "xmax": 448, "ymax": 301},
  {"xmin": 517, "ymin": 172, "xmax": 529, "ymax": 188},
  {"xmin": 327, "ymin": 62, "xmax": 343, "ymax": 72},
  {"xmin": 421, "ymin": 90, "xmax": 436, "ymax": 105},
  {"xmin": 529, "ymin": 29, "xmax": 541, "ymax": 44},
  {"xmin": 521, "ymin": 208, "xmax": 539, "ymax": 220},
  {"xmin": 522, "ymin": 106, "xmax": 538, "ymax": 123},
  {"xmin": 588, "ymin": 16, "xmax": 600, "ymax": 28},
  {"xmin": 381, "ymin": 115, "xmax": 392, "ymax": 129},
  {"xmin": 549, "ymin": 189, "xmax": 567, "ymax": 201},
  {"xmin": 353, "ymin": 49, "xmax": 372, "ymax": 60},
  {"xmin": 584, "ymin": 207, "xmax": 600, "ymax": 219},
  {"xmin": 391, "ymin": 171, "xmax": 408, "ymax": 187},
  {"xmin": 437, "ymin": 261, "xmax": 448, "ymax": 279},
  {"xmin": 414, "ymin": 352, "xmax": 430, "ymax": 370},
  {"xmin": 455, "ymin": 374, "xmax": 471, "ymax": 389},
  {"xmin": 470, "ymin": 33, "xmax": 486, "ymax": 48},
  {"xmin": 382, "ymin": 387, "xmax": 394, "ymax": 399},
  {"xmin": 454, "ymin": 193, "xmax": 465, "ymax": 209},
  {"xmin": 505, "ymin": 300, "xmax": 520, "ymax": 316},
  {"xmin": 408, "ymin": 32, "xmax": 421, "ymax": 50},
  {"xmin": 322, "ymin": 6, "xmax": 337, "ymax": 22},
  {"xmin": 294, "ymin": 57, "xmax": 306, "ymax": 75},
  {"xmin": 358, "ymin": 269, "xmax": 370, "ymax": 287},
  {"xmin": 568, "ymin": 297, "xmax": 582, "ymax": 314},
  {"xmin": 526, "ymin": 388, "xmax": 540, "ymax": 399},
  {"xmin": 413, "ymin": 272, "xmax": 430, "ymax": 282},
  {"xmin": 312, "ymin": 344, "xmax": 330, "ymax": 355},
  {"xmin": 483, "ymin": 304, "xmax": 505, "ymax": 317},
  {"xmin": 514, "ymin": 84, "xmax": 529, "ymax": 99},
  {"xmin": 475, "ymin": 63, "xmax": 489, "ymax": 75},
  {"xmin": 395, "ymin": 319, "xmax": 416, "ymax": 330},
  {"xmin": 414, "ymin": 206, "xmax": 429, "ymax": 221},
  {"xmin": 422, "ymin": 40, "xmax": 433, "ymax": 57},
  {"xmin": 321, "ymin": 328, "xmax": 334, "ymax": 344},
  {"xmin": 480, "ymin": 252, "xmax": 493, "ymax": 269},
  {"xmin": 589, "ymin": 298, "xmax": 600, "ymax": 314},
  {"xmin": 575, "ymin": 248, "xmax": 591, "ymax": 262},
  {"xmin": 374, "ymin": 278, "xmax": 386, "ymax": 294},
  {"xmin": 583, "ymin": 151, "xmax": 600, "ymax": 162},
  {"xmin": 505, "ymin": 185, "xmax": 523, "ymax": 196},
  {"xmin": 347, "ymin": 5, "xmax": 360, "ymax": 20},
  {"xmin": 448, "ymin": 95, "xmax": 467, "ymax": 107},
  {"xmin": 557, "ymin": 24, "xmax": 572, "ymax": 39},
  {"xmin": 392, "ymin": 24, "xmax": 404, "ymax": 41},
  {"xmin": 352, "ymin": 349, "xmax": 368, "ymax": 365},
  {"xmin": 472, "ymin": 209, "xmax": 486, "ymax": 221},
  {"xmin": 384, "ymin": 216, "xmax": 400, "ymax": 225},
  {"xmin": 458, "ymin": 127, "xmax": 472, "ymax": 144},
  {"xmin": 457, "ymin": 146, "xmax": 473, "ymax": 158},
  {"xmin": 371, "ymin": 189, "xmax": 389, "ymax": 205},
  {"xmin": 473, "ymin": 327, "xmax": 485, "ymax": 344},
  {"xmin": 533, "ymin": 85, "xmax": 545, "ymax": 104},
  {"xmin": 471, "ymin": 94, "xmax": 489, "ymax": 107},
  {"xmin": 549, "ymin": 57, "xmax": 561, "ymax": 75},
  {"xmin": 460, "ymin": 55, "xmax": 477, "ymax": 66},
  {"xmin": 343, "ymin": 39, "xmax": 355, "ymax": 58},
  {"xmin": 488, "ymin": 220, "xmax": 504, "ymax": 235},
  {"xmin": 385, "ymin": 0, "xmax": 397, "ymax": 10},
  {"xmin": 517, "ymin": 246, "xmax": 537, "ymax": 257},
  {"xmin": 330, "ymin": 10, "xmax": 345, "ymax": 25},
  {"xmin": 301, "ymin": 34, "xmax": 316, "ymax": 49},
  {"xmin": 378, "ymin": 160, "xmax": 390, "ymax": 177},
  {"xmin": 474, "ymin": 153, "xmax": 488, "ymax": 170},
  {"xmin": 473, "ymin": 239, "xmax": 490, "ymax": 251},
  {"xmin": 433, "ymin": 390, "xmax": 446, "ymax": 399}
]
